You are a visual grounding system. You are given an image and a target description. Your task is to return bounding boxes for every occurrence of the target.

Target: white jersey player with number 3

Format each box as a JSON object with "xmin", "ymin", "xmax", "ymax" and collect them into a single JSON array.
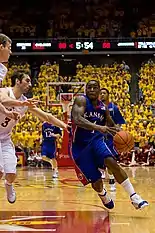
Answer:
[
  {"xmin": 0, "ymin": 33, "xmax": 24, "ymax": 120},
  {"xmin": 0, "ymin": 71, "xmax": 69, "ymax": 204}
]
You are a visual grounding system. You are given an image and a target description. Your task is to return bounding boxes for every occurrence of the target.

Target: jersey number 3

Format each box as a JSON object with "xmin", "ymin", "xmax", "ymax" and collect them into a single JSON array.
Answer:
[{"xmin": 1, "ymin": 117, "xmax": 11, "ymax": 127}]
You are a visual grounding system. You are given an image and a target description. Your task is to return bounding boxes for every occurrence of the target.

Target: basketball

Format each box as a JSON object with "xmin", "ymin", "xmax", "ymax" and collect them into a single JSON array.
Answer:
[{"xmin": 113, "ymin": 131, "xmax": 134, "ymax": 153}]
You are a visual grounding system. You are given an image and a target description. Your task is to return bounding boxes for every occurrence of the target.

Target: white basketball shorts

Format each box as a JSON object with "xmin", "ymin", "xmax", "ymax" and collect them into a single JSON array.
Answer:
[{"xmin": 0, "ymin": 139, "xmax": 17, "ymax": 174}]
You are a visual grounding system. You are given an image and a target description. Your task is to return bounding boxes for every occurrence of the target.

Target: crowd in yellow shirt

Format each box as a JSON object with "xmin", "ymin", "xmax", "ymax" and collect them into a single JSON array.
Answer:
[
  {"xmin": 122, "ymin": 62, "xmax": 155, "ymax": 147},
  {"xmin": 3, "ymin": 61, "xmax": 154, "ymax": 153}
]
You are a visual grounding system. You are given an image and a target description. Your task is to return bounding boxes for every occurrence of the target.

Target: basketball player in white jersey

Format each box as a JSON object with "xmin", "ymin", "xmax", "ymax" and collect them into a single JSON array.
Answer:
[
  {"xmin": 0, "ymin": 33, "xmax": 36, "ymax": 120},
  {"xmin": 0, "ymin": 70, "xmax": 68, "ymax": 204}
]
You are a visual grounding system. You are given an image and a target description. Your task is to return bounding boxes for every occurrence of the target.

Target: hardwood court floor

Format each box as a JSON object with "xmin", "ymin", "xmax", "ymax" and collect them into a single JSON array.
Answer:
[{"xmin": 0, "ymin": 166, "xmax": 154, "ymax": 232}]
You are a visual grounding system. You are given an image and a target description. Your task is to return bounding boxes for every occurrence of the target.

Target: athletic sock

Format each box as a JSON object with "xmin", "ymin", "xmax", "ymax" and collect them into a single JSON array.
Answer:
[{"xmin": 120, "ymin": 178, "xmax": 136, "ymax": 197}]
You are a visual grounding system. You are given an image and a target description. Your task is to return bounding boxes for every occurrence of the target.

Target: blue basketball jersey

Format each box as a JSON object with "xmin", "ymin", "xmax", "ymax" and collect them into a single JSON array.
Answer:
[
  {"xmin": 71, "ymin": 95, "xmax": 107, "ymax": 144},
  {"xmin": 42, "ymin": 122, "xmax": 62, "ymax": 144},
  {"xmin": 108, "ymin": 102, "xmax": 125, "ymax": 125}
]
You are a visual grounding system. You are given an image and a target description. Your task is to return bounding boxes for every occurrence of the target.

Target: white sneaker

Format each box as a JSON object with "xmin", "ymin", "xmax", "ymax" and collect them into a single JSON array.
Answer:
[
  {"xmin": 52, "ymin": 169, "xmax": 59, "ymax": 178},
  {"xmin": 5, "ymin": 181, "xmax": 16, "ymax": 204},
  {"xmin": 98, "ymin": 189, "xmax": 114, "ymax": 209},
  {"xmin": 130, "ymin": 193, "xmax": 149, "ymax": 210},
  {"xmin": 110, "ymin": 184, "xmax": 116, "ymax": 192}
]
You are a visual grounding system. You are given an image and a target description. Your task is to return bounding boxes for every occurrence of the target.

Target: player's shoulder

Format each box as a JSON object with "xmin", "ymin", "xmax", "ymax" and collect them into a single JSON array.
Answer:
[
  {"xmin": 55, "ymin": 125, "xmax": 62, "ymax": 130},
  {"xmin": 75, "ymin": 94, "xmax": 86, "ymax": 101},
  {"xmin": 43, "ymin": 121, "xmax": 51, "ymax": 126},
  {"xmin": 109, "ymin": 102, "xmax": 119, "ymax": 109},
  {"xmin": 0, "ymin": 87, "xmax": 10, "ymax": 94},
  {"xmin": 74, "ymin": 95, "xmax": 86, "ymax": 105},
  {"xmin": 42, "ymin": 121, "xmax": 47, "ymax": 126}
]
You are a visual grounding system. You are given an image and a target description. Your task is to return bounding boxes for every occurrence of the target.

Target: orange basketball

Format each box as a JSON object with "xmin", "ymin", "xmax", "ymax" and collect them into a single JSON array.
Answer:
[{"xmin": 113, "ymin": 131, "xmax": 134, "ymax": 153}]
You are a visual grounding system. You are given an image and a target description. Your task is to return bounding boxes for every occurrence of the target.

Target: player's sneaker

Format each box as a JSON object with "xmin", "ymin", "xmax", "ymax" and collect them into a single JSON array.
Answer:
[
  {"xmin": 130, "ymin": 193, "xmax": 149, "ymax": 210},
  {"xmin": 5, "ymin": 181, "xmax": 16, "ymax": 204},
  {"xmin": 52, "ymin": 169, "xmax": 59, "ymax": 178},
  {"xmin": 110, "ymin": 184, "xmax": 116, "ymax": 192},
  {"xmin": 98, "ymin": 190, "xmax": 114, "ymax": 209}
]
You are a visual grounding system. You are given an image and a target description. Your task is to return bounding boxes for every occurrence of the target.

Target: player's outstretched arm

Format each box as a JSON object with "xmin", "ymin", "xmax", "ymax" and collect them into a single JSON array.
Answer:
[
  {"xmin": 0, "ymin": 89, "xmax": 37, "ymax": 107},
  {"xmin": 28, "ymin": 107, "xmax": 68, "ymax": 131}
]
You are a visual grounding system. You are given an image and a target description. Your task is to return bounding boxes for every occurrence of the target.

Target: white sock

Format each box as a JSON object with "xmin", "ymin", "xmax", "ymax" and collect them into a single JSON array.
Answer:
[
  {"xmin": 98, "ymin": 188, "xmax": 106, "ymax": 196},
  {"xmin": 5, "ymin": 180, "xmax": 12, "ymax": 186},
  {"xmin": 121, "ymin": 178, "xmax": 136, "ymax": 197},
  {"xmin": 109, "ymin": 174, "xmax": 114, "ymax": 180}
]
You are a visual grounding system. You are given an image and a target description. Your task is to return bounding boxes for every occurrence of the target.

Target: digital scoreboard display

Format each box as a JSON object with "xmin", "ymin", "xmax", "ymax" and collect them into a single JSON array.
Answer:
[{"xmin": 12, "ymin": 39, "xmax": 155, "ymax": 53}]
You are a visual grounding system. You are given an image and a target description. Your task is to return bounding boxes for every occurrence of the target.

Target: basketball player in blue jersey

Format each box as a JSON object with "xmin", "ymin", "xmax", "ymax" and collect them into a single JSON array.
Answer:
[
  {"xmin": 100, "ymin": 88, "xmax": 126, "ymax": 191},
  {"xmin": 41, "ymin": 122, "xmax": 62, "ymax": 178},
  {"xmin": 70, "ymin": 80, "xmax": 148, "ymax": 210}
]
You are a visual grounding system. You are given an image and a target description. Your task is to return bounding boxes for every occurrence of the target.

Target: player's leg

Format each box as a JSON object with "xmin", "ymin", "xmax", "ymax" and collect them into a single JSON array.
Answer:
[
  {"xmin": 42, "ymin": 155, "xmax": 53, "ymax": 167},
  {"xmin": 107, "ymin": 168, "xmax": 116, "ymax": 191},
  {"xmin": 47, "ymin": 146, "xmax": 58, "ymax": 178},
  {"xmin": 41, "ymin": 144, "xmax": 58, "ymax": 178},
  {"xmin": 0, "ymin": 172, "xmax": 3, "ymax": 179},
  {"xmin": 91, "ymin": 178, "xmax": 114, "ymax": 209},
  {"xmin": 94, "ymin": 138, "xmax": 148, "ymax": 209},
  {"xmin": 52, "ymin": 158, "xmax": 58, "ymax": 178},
  {"xmin": 105, "ymin": 138, "xmax": 117, "ymax": 191},
  {"xmin": 2, "ymin": 140, "xmax": 17, "ymax": 203},
  {"xmin": 41, "ymin": 143, "xmax": 53, "ymax": 168},
  {"xmin": 71, "ymin": 143, "xmax": 114, "ymax": 209},
  {"xmin": 51, "ymin": 158, "xmax": 57, "ymax": 170},
  {"xmin": 104, "ymin": 157, "xmax": 148, "ymax": 209},
  {"xmin": 0, "ymin": 142, "xmax": 4, "ymax": 180}
]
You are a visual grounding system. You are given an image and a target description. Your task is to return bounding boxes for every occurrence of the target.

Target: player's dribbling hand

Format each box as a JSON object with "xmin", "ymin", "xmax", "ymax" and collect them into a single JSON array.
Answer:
[
  {"xmin": 5, "ymin": 110, "xmax": 20, "ymax": 120},
  {"xmin": 99, "ymin": 126, "xmax": 118, "ymax": 136},
  {"xmin": 22, "ymin": 98, "xmax": 39, "ymax": 107},
  {"xmin": 107, "ymin": 127, "xmax": 120, "ymax": 136},
  {"xmin": 61, "ymin": 122, "xmax": 71, "ymax": 133}
]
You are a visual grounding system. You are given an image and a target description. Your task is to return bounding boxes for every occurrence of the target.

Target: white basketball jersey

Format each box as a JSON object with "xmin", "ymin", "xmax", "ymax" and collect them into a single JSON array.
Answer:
[{"xmin": 0, "ymin": 87, "xmax": 28, "ymax": 140}]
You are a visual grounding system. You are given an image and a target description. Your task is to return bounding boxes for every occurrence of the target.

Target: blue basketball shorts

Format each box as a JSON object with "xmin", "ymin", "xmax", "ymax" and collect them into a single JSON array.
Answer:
[
  {"xmin": 71, "ymin": 137, "xmax": 114, "ymax": 185},
  {"xmin": 104, "ymin": 136, "xmax": 118, "ymax": 158},
  {"xmin": 41, "ymin": 142, "xmax": 56, "ymax": 159}
]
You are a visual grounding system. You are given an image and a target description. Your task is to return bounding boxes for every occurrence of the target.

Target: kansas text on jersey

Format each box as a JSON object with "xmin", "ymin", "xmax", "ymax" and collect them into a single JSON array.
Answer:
[{"xmin": 71, "ymin": 95, "xmax": 107, "ymax": 144}]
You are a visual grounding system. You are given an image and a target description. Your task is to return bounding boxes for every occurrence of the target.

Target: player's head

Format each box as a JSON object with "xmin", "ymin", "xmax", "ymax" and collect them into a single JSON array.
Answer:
[
  {"xmin": 0, "ymin": 34, "xmax": 12, "ymax": 63},
  {"xmin": 100, "ymin": 88, "xmax": 109, "ymax": 102},
  {"xmin": 86, "ymin": 80, "xmax": 100, "ymax": 100},
  {"xmin": 11, "ymin": 70, "xmax": 32, "ymax": 94}
]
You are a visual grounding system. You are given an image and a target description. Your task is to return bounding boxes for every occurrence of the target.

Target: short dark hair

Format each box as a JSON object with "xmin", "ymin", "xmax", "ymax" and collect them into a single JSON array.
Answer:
[
  {"xmin": 86, "ymin": 80, "xmax": 100, "ymax": 88},
  {"xmin": 11, "ymin": 70, "xmax": 30, "ymax": 87},
  {"xmin": 100, "ymin": 88, "xmax": 109, "ymax": 95},
  {"xmin": 0, "ymin": 34, "xmax": 12, "ymax": 46}
]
